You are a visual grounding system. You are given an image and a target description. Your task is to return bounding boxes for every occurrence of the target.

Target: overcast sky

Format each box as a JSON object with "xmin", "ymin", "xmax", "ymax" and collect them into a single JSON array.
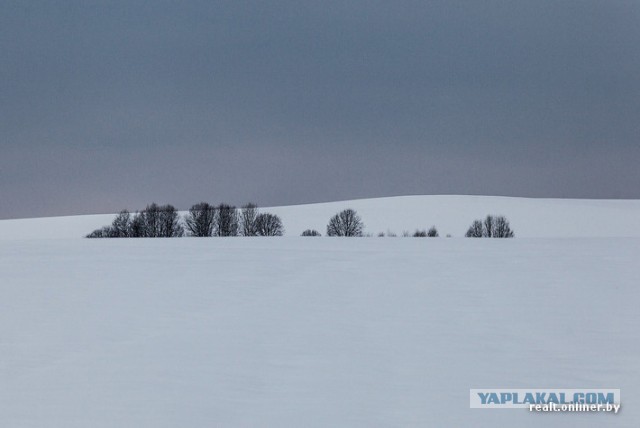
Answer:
[{"xmin": 1, "ymin": 1, "xmax": 639, "ymax": 219}]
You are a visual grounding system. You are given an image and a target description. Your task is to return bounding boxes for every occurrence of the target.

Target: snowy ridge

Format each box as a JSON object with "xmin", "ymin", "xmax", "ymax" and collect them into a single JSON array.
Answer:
[{"xmin": 2, "ymin": 195, "xmax": 640, "ymax": 239}]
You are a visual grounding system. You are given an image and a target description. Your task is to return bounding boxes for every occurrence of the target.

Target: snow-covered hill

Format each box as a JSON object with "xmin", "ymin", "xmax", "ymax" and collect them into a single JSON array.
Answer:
[
  {"xmin": 1, "ymin": 237, "xmax": 638, "ymax": 427},
  {"xmin": 1, "ymin": 196, "xmax": 639, "ymax": 427},
  {"xmin": 1, "ymin": 195, "xmax": 640, "ymax": 239}
]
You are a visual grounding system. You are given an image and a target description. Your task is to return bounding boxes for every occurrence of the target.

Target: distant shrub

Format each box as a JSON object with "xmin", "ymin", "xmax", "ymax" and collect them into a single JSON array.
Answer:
[
  {"xmin": 327, "ymin": 209, "xmax": 364, "ymax": 237},
  {"xmin": 301, "ymin": 229, "xmax": 321, "ymax": 236},
  {"xmin": 413, "ymin": 226, "xmax": 438, "ymax": 237},
  {"xmin": 86, "ymin": 226, "xmax": 115, "ymax": 238},
  {"xmin": 465, "ymin": 215, "xmax": 514, "ymax": 238},
  {"xmin": 255, "ymin": 213, "xmax": 284, "ymax": 236}
]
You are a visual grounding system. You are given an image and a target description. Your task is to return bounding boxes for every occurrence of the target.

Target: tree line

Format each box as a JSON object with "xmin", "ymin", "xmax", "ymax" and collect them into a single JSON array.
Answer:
[
  {"xmin": 87, "ymin": 203, "xmax": 284, "ymax": 238},
  {"xmin": 87, "ymin": 205, "xmax": 514, "ymax": 238}
]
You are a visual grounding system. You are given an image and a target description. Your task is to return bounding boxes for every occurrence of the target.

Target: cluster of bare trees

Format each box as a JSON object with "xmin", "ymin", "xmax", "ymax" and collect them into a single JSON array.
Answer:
[
  {"xmin": 87, "ymin": 202, "xmax": 284, "ymax": 238},
  {"xmin": 86, "ymin": 204, "xmax": 184, "ymax": 238},
  {"xmin": 465, "ymin": 215, "xmax": 514, "ymax": 238}
]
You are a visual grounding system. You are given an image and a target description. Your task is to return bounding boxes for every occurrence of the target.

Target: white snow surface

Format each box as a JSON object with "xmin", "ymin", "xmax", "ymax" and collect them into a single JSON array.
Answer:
[
  {"xmin": 1, "ymin": 196, "xmax": 639, "ymax": 427},
  {"xmin": 2, "ymin": 195, "xmax": 640, "ymax": 239}
]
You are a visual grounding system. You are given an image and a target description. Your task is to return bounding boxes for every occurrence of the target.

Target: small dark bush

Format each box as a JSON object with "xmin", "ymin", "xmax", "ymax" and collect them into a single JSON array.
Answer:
[
  {"xmin": 301, "ymin": 229, "xmax": 321, "ymax": 236},
  {"xmin": 86, "ymin": 226, "xmax": 115, "ymax": 238}
]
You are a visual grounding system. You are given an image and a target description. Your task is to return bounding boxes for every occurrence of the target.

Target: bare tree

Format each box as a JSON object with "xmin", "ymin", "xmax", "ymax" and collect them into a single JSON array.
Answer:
[
  {"xmin": 483, "ymin": 215, "xmax": 494, "ymax": 238},
  {"xmin": 301, "ymin": 229, "xmax": 321, "ymax": 236},
  {"xmin": 111, "ymin": 210, "xmax": 132, "ymax": 237},
  {"xmin": 491, "ymin": 215, "xmax": 515, "ymax": 238},
  {"xmin": 136, "ymin": 203, "xmax": 183, "ymax": 237},
  {"xmin": 137, "ymin": 203, "xmax": 162, "ymax": 237},
  {"xmin": 160, "ymin": 205, "xmax": 184, "ymax": 237},
  {"xmin": 185, "ymin": 202, "xmax": 215, "ymax": 237},
  {"xmin": 466, "ymin": 215, "xmax": 514, "ymax": 238},
  {"xmin": 326, "ymin": 209, "xmax": 364, "ymax": 237},
  {"xmin": 255, "ymin": 213, "xmax": 284, "ymax": 236},
  {"xmin": 427, "ymin": 226, "xmax": 439, "ymax": 237},
  {"xmin": 465, "ymin": 220, "xmax": 484, "ymax": 238},
  {"xmin": 240, "ymin": 203, "xmax": 259, "ymax": 236},
  {"xmin": 130, "ymin": 212, "xmax": 145, "ymax": 237},
  {"xmin": 215, "ymin": 204, "xmax": 239, "ymax": 236}
]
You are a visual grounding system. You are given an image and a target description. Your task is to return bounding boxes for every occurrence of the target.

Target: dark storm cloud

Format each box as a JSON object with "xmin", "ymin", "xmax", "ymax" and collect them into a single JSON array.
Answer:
[{"xmin": 1, "ymin": 0, "xmax": 639, "ymax": 218}]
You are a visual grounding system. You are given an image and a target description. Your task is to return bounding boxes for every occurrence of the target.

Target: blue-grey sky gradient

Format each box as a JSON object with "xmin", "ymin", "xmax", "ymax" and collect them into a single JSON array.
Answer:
[{"xmin": 1, "ymin": 0, "xmax": 639, "ymax": 218}]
